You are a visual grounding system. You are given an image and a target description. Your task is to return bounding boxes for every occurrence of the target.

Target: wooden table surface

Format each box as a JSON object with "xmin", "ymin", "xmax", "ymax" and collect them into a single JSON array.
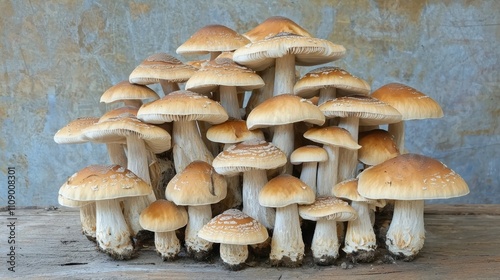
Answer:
[{"xmin": 1, "ymin": 204, "xmax": 499, "ymax": 279}]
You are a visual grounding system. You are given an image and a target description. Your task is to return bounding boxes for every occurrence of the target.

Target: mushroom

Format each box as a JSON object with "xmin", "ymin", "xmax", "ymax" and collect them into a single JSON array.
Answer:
[
  {"xmin": 100, "ymin": 80, "xmax": 159, "ymax": 108},
  {"xmin": 357, "ymin": 153, "xmax": 469, "ymax": 261},
  {"xmin": 259, "ymin": 174, "xmax": 315, "ymax": 267},
  {"xmin": 165, "ymin": 160, "xmax": 227, "ymax": 260},
  {"xmin": 370, "ymin": 83, "xmax": 443, "ymax": 153},
  {"xmin": 358, "ymin": 129, "xmax": 400, "ymax": 169},
  {"xmin": 298, "ymin": 196, "xmax": 357, "ymax": 265},
  {"xmin": 137, "ymin": 90, "xmax": 228, "ymax": 173},
  {"xmin": 198, "ymin": 209, "xmax": 269, "ymax": 270},
  {"xmin": 139, "ymin": 199, "xmax": 188, "ymax": 261},
  {"xmin": 290, "ymin": 145, "xmax": 328, "ymax": 194},
  {"xmin": 59, "ymin": 164, "xmax": 152, "ymax": 260},
  {"xmin": 58, "ymin": 194, "xmax": 97, "ymax": 242}
]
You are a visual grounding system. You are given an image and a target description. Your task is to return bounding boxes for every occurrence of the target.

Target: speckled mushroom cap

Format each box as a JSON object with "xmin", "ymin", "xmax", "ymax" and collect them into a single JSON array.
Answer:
[
  {"xmin": 129, "ymin": 53, "xmax": 197, "ymax": 85},
  {"xmin": 298, "ymin": 196, "xmax": 358, "ymax": 222},
  {"xmin": 99, "ymin": 106, "xmax": 138, "ymax": 122},
  {"xmin": 290, "ymin": 145, "xmax": 328, "ymax": 164},
  {"xmin": 358, "ymin": 129, "xmax": 400, "ymax": 166},
  {"xmin": 198, "ymin": 208, "xmax": 269, "ymax": 245},
  {"xmin": 319, "ymin": 95, "xmax": 402, "ymax": 126},
  {"xmin": 206, "ymin": 119, "xmax": 265, "ymax": 144},
  {"xmin": 243, "ymin": 16, "xmax": 313, "ymax": 42},
  {"xmin": 303, "ymin": 126, "xmax": 361, "ymax": 150},
  {"xmin": 82, "ymin": 116, "xmax": 171, "ymax": 154},
  {"xmin": 165, "ymin": 161, "xmax": 227, "ymax": 206},
  {"xmin": 259, "ymin": 174, "xmax": 316, "ymax": 208},
  {"xmin": 54, "ymin": 117, "xmax": 99, "ymax": 144},
  {"xmin": 357, "ymin": 153, "xmax": 469, "ymax": 200},
  {"xmin": 136, "ymin": 90, "xmax": 229, "ymax": 125},
  {"xmin": 185, "ymin": 52, "xmax": 264, "ymax": 93},
  {"xmin": 58, "ymin": 194, "xmax": 92, "ymax": 208},
  {"xmin": 212, "ymin": 140, "xmax": 287, "ymax": 176},
  {"xmin": 100, "ymin": 80, "xmax": 160, "ymax": 104},
  {"xmin": 59, "ymin": 164, "xmax": 152, "ymax": 201},
  {"xmin": 246, "ymin": 94, "xmax": 325, "ymax": 129},
  {"xmin": 233, "ymin": 32, "xmax": 346, "ymax": 71},
  {"xmin": 332, "ymin": 178, "xmax": 386, "ymax": 207},
  {"xmin": 139, "ymin": 199, "xmax": 188, "ymax": 232},
  {"xmin": 176, "ymin": 24, "xmax": 250, "ymax": 55},
  {"xmin": 370, "ymin": 83, "xmax": 444, "ymax": 120},
  {"xmin": 294, "ymin": 67, "xmax": 371, "ymax": 98}
]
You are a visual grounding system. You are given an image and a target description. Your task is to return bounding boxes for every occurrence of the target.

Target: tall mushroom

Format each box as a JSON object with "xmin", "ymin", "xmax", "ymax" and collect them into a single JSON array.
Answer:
[
  {"xmin": 357, "ymin": 153, "xmax": 469, "ymax": 261},
  {"xmin": 290, "ymin": 145, "xmax": 328, "ymax": 194},
  {"xmin": 100, "ymin": 80, "xmax": 159, "ymax": 108}
]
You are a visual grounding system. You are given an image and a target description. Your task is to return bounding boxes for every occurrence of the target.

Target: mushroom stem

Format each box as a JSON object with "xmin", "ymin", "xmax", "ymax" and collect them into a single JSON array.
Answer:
[
  {"xmin": 95, "ymin": 199, "xmax": 134, "ymax": 260},
  {"xmin": 185, "ymin": 204, "xmax": 213, "ymax": 260},
  {"xmin": 270, "ymin": 203, "xmax": 304, "ymax": 267},
  {"xmin": 337, "ymin": 116, "xmax": 360, "ymax": 182},
  {"xmin": 343, "ymin": 201, "xmax": 377, "ymax": 263},
  {"xmin": 220, "ymin": 243, "xmax": 248, "ymax": 270},
  {"xmin": 274, "ymin": 53, "xmax": 295, "ymax": 95},
  {"xmin": 80, "ymin": 202, "xmax": 97, "ymax": 241},
  {"xmin": 172, "ymin": 120, "xmax": 214, "ymax": 173},
  {"xmin": 242, "ymin": 169, "xmax": 275, "ymax": 229},
  {"xmin": 219, "ymin": 85, "xmax": 241, "ymax": 119},
  {"xmin": 300, "ymin": 161, "xmax": 318, "ymax": 194},
  {"xmin": 386, "ymin": 200, "xmax": 425, "ymax": 261},
  {"xmin": 311, "ymin": 219, "xmax": 340, "ymax": 265},
  {"xmin": 246, "ymin": 66, "xmax": 275, "ymax": 117},
  {"xmin": 317, "ymin": 87, "xmax": 337, "ymax": 106},
  {"xmin": 155, "ymin": 231, "xmax": 181, "ymax": 261},
  {"xmin": 106, "ymin": 143, "xmax": 127, "ymax": 167},
  {"xmin": 317, "ymin": 145, "xmax": 339, "ymax": 196},
  {"xmin": 160, "ymin": 81, "xmax": 180, "ymax": 96},
  {"xmin": 388, "ymin": 120, "xmax": 405, "ymax": 153},
  {"xmin": 272, "ymin": 123, "xmax": 294, "ymax": 175}
]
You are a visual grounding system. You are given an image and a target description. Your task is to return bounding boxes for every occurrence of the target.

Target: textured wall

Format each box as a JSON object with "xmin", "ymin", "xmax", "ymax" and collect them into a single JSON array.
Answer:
[{"xmin": 1, "ymin": 0, "xmax": 498, "ymax": 206}]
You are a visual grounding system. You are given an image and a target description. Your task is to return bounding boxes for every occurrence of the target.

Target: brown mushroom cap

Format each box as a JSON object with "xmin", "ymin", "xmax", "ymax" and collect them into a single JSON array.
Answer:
[
  {"xmin": 206, "ymin": 119, "xmax": 264, "ymax": 144},
  {"xmin": 298, "ymin": 196, "xmax": 358, "ymax": 221},
  {"xmin": 129, "ymin": 53, "xmax": 197, "ymax": 85},
  {"xmin": 198, "ymin": 208, "xmax": 269, "ymax": 245},
  {"xmin": 100, "ymin": 81, "xmax": 159, "ymax": 104},
  {"xmin": 99, "ymin": 106, "xmax": 138, "ymax": 122},
  {"xmin": 176, "ymin": 24, "xmax": 250, "ymax": 55},
  {"xmin": 370, "ymin": 83, "xmax": 444, "ymax": 120},
  {"xmin": 357, "ymin": 153, "xmax": 469, "ymax": 200},
  {"xmin": 243, "ymin": 16, "xmax": 313, "ymax": 42},
  {"xmin": 165, "ymin": 161, "xmax": 227, "ymax": 206},
  {"xmin": 139, "ymin": 199, "xmax": 188, "ymax": 232},
  {"xmin": 303, "ymin": 126, "xmax": 361, "ymax": 150},
  {"xmin": 290, "ymin": 145, "xmax": 328, "ymax": 164},
  {"xmin": 358, "ymin": 129, "xmax": 400, "ymax": 166},
  {"xmin": 332, "ymin": 178, "xmax": 386, "ymax": 207},
  {"xmin": 259, "ymin": 174, "xmax": 316, "ymax": 208},
  {"xmin": 54, "ymin": 117, "xmax": 99, "ymax": 144}
]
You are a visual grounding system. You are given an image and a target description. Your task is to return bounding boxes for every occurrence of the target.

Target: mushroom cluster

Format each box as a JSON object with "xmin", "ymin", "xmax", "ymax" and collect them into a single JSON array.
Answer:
[{"xmin": 54, "ymin": 16, "xmax": 468, "ymax": 269}]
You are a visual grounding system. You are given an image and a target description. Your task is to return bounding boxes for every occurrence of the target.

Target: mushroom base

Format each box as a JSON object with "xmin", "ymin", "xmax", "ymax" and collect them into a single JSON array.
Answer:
[
  {"xmin": 270, "ymin": 255, "xmax": 303, "ymax": 268},
  {"xmin": 249, "ymin": 235, "xmax": 271, "ymax": 258},
  {"xmin": 313, "ymin": 254, "xmax": 337, "ymax": 266},
  {"xmin": 187, "ymin": 248, "xmax": 212, "ymax": 261},
  {"xmin": 346, "ymin": 249, "xmax": 376, "ymax": 263},
  {"xmin": 155, "ymin": 231, "xmax": 182, "ymax": 261},
  {"xmin": 220, "ymin": 244, "xmax": 249, "ymax": 271}
]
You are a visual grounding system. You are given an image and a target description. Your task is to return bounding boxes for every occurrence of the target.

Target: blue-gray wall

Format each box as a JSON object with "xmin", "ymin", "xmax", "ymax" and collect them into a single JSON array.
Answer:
[{"xmin": 1, "ymin": 0, "xmax": 498, "ymax": 206}]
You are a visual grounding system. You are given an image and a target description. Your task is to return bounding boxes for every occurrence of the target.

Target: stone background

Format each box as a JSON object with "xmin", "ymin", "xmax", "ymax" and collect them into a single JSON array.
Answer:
[{"xmin": 1, "ymin": 0, "xmax": 498, "ymax": 206}]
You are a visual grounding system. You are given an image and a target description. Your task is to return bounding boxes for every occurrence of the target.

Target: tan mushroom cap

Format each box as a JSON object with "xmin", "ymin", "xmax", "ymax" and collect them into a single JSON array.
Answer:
[
  {"xmin": 99, "ymin": 106, "xmax": 138, "ymax": 122},
  {"xmin": 370, "ymin": 83, "xmax": 444, "ymax": 120},
  {"xmin": 54, "ymin": 117, "xmax": 99, "ymax": 144},
  {"xmin": 59, "ymin": 164, "xmax": 152, "ymax": 201},
  {"xmin": 58, "ymin": 194, "xmax": 92, "ymax": 208},
  {"xmin": 243, "ymin": 16, "xmax": 313, "ymax": 42},
  {"xmin": 165, "ymin": 161, "xmax": 227, "ymax": 206},
  {"xmin": 259, "ymin": 174, "xmax": 316, "ymax": 208},
  {"xmin": 82, "ymin": 116, "xmax": 171, "ymax": 154},
  {"xmin": 332, "ymin": 178, "xmax": 386, "ymax": 207},
  {"xmin": 137, "ymin": 90, "xmax": 229, "ymax": 125},
  {"xmin": 358, "ymin": 129, "xmax": 400, "ymax": 166},
  {"xmin": 206, "ymin": 119, "xmax": 264, "ymax": 144},
  {"xmin": 319, "ymin": 95, "xmax": 402, "ymax": 126},
  {"xmin": 129, "ymin": 53, "xmax": 197, "ymax": 85},
  {"xmin": 185, "ymin": 52, "xmax": 264, "ymax": 93},
  {"xmin": 186, "ymin": 59, "xmax": 208, "ymax": 69},
  {"xmin": 298, "ymin": 196, "xmax": 358, "ymax": 221},
  {"xmin": 294, "ymin": 67, "xmax": 371, "ymax": 98},
  {"xmin": 198, "ymin": 208, "xmax": 269, "ymax": 245},
  {"xmin": 212, "ymin": 140, "xmax": 287, "ymax": 176},
  {"xmin": 246, "ymin": 94, "xmax": 325, "ymax": 129},
  {"xmin": 233, "ymin": 32, "xmax": 346, "ymax": 71},
  {"xmin": 357, "ymin": 153, "xmax": 469, "ymax": 200},
  {"xmin": 139, "ymin": 199, "xmax": 188, "ymax": 232},
  {"xmin": 290, "ymin": 145, "xmax": 328, "ymax": 164},
  {"xmin": 176, "ymin": 24, "xmax": 250, "ymax": 55},
  {"xmin": 100, "ymin": 81, "xmax": 159, "ymax": 104},
  {"xmin": 303, "ymin": 126, "xmax": 361, "ymax": 150}
]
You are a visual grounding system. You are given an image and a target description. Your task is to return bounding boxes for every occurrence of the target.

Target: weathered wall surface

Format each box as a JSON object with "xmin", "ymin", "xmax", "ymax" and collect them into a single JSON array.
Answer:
[{"xmin": 1, "ymin": 0, "xmax": 498, "ymax": 206}]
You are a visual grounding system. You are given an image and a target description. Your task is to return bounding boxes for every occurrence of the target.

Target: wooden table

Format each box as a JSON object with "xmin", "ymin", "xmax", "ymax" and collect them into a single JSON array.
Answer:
[{"xmin": 1, "ymin": 205, "xmax": 499, "ymax": 279}]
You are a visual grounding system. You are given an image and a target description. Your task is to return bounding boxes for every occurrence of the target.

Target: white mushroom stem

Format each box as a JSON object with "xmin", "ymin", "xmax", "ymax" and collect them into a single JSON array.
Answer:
[
  {"xmin": 311, "ymin": 219, "xmax": 340, "ymax": 263},
  {"xmin": 388, "ymin": 121, "xmax": 405, "ymax": 153},
  {"xmin": 185, "ymin": 205, "xmax": 213, "ymax": 255},
  {"xmin": 317, "ymin": 87, "xmax": 337, "ymax": 106},
  {"xmin": 299, "ymin": 162, "xmax": 319, "ymax": 194},
  {"xmin": 219, "ymin": 86, "xmax": 241, "ymax": 119},
  {"xmin": 316, "ymin": 145, "xmax": 339, "ymax": 196},
  {"xmin": 160, "ymin": 81, "xmax": 180, "ymax": 96},
  {"xmin": 155, "ymin": 231, "xmax": 181, "ymax": 260},
  {"xmin": 242, "ymin": 169, "xmax": 275, "ymax": 229},
  {"xmin": 337, "ymin": 116, "xmax": 360, "ymax": 182},
  {"xmin": 106, "ymin": 143, "xmax": 127, "ymax": 167},
  {"xmin": 386, "ymin": 200, "xmax": 425, "ymax": 260},
  {"xmin": 95, "ymin": 199, "xmax": 134, "ymax": 259},
  {"xmin": 172, "ymin": 120, "xmax": 214, "ymax": 173},
  {"xmin": 272, "ymin": 123, "xmax": 294, "ymax": 175},
  {"xmin": 270, "ymin": 203, "xmax": 304, "ymax": 265},
  {"xmin": 80, "ymin": 203, "xmax": 96, "ymax": 240},
  {"xmin": 273, "ymin": 53, "xmax": 295, "ymax": 95},
  {"xmin": 220, "ymin": 243, "xmax": 248, "ymax": 266},
  {"xmin": 343, "ymin": 201, "xmax": 377, "ymax": 255}
]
